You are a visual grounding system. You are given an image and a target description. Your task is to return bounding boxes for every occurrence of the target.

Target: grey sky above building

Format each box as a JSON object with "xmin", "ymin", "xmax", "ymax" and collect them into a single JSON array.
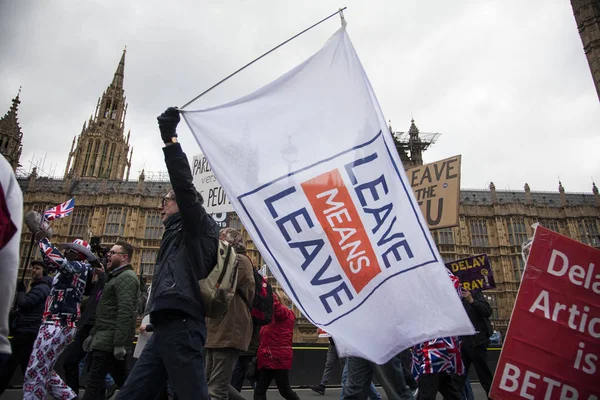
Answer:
[{"xmin": 1, "ymin": 0, "xmax": 598, "ymax": 192}]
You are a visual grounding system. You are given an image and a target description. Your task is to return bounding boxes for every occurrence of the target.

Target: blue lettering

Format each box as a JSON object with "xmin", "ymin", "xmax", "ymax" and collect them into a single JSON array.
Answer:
[
  {"xmin": 289, "ymin": 239, "xmax": 325, "ymax": 271},
  {"xmin": 382, "ymin": 239, "xmax": 414, "ymax": 268},
  {"xmin": 264, "ymin": 187, "xmax": 297, "ymax": 218},
  {"xmin": 376, "ymin": 216, "xmax": 406, "ymax": 246},
  {"xmin": 276, "ymin": 208, "xmax": 314, "ymax": 242},
  {"xmin": 354, "ymin": 175, "xmax": 388, "ymax": 206},
  {"xmin": 344, "ymin": 153, "xmax": 378, "ymax": 185},
  {"xmin": 363, "ymin": 203, "xmax": 393, "ymax": 234},
  {"xmin": 310, "ymin": 256, "xmax": 343, "ymax": 286},
  {"xmin": 319, "ymin": 281, "xmax": 354, "ymax": 313}
]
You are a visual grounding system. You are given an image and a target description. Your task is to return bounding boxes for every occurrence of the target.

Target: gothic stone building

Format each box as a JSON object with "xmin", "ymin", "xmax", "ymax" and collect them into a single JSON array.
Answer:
[
  {"xmin": 3, "ymin": 51, "xmax": 600, "ymax": 342},
  {"xmin": 571, "ymin": 0, "xmax": 600, "ymax": 101}
]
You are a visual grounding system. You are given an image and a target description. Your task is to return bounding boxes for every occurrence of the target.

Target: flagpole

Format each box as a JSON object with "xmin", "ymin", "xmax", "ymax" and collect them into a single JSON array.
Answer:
[
  {"xmin": 180, "ymin": 7, "xmax": 347, "ymax": 110},
  {"xmin": 20, "ymin": 233, "xmax": 37, "ymax": 282}
]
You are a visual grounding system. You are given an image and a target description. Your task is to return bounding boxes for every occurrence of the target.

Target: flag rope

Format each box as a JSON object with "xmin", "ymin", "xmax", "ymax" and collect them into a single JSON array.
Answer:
[{"xmin": 180, "ymin": 7, "xmax": 347, "ymax": 110}]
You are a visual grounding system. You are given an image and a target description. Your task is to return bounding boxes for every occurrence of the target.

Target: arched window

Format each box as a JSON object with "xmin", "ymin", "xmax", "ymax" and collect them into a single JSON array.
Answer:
[
  {"xmin": 89, "ymin": 140, "xmax": 101, "ymax": 176},
  {"xmin": 82, "ymin": 140, "xmax": 93, "ymax": 176},
  {"xmin": 98, "ymin": 141, "xmax": 109, "ymax": 178}
]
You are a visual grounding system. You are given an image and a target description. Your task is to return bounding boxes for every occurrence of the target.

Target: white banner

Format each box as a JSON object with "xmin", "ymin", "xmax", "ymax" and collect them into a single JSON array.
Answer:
[
  {"xmin": 182, "ymin": 27, "xmax": 473, "ymax": 363},
  {"xmin": 192, "ymin": 153, "xmax": 234, "ymax": 213}
]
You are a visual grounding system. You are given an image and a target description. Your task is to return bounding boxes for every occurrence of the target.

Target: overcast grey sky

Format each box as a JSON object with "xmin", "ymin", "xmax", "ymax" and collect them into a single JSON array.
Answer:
[{"xmin": 1, "ymin": 0, "xmax": 598, "ymax": 193}]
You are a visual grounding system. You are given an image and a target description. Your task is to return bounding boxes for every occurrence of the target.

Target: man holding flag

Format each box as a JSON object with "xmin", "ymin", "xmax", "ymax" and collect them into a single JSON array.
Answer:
[{"xmin": 23, "ymin": 236, "xmax": 95, "ymax": 400}]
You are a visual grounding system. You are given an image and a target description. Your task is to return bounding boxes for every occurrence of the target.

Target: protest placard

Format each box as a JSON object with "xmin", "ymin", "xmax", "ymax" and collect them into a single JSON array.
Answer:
[
  {"xmin": 445, "ymin": 254, "xmax": 495, "ymax": 291},
  {"xmin": 490, "ymin": 226, "xmax": 599, "ymax": 399},
  {"xmin": 191, "ymin": 153, "xmax": 234, "ymax": 214},
  {"xmin": 407, "ymin": 155, "xmax": 461, "ymax": 230}
]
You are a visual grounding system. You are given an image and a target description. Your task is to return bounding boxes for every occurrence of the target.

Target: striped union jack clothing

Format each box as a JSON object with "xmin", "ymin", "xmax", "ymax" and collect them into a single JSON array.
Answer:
[
  {"xmin": 38, "ymin": 238, "xmax": 91, "ymax": 327},
  {"xmin": 411, "ymin": 271, "xmax": 464, "ymax": 378}
]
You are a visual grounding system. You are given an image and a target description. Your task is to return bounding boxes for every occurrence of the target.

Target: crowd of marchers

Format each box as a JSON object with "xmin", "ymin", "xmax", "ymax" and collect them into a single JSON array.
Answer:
[{"xmin": 0, "ymin": 107, "xmax": 498, "ymax": 400}]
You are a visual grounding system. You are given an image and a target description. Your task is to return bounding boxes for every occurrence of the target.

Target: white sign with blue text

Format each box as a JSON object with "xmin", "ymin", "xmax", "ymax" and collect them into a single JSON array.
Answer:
[{"xmin": 182, "ymin": 27, "xmax": 473, "ymax": 363}]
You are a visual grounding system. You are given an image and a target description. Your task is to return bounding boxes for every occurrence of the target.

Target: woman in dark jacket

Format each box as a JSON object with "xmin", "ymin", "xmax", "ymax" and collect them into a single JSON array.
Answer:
[
  {"xmin": 254, "ymin": 290, "xmax": 300, "ymax": 400},
  {"xmin": 0, "ymin": 261, "xmax": 51, "ymax": 395}
]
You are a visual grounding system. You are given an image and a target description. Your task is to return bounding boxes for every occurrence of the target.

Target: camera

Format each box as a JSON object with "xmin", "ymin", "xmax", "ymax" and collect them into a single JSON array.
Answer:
[{"xmin": 90, "ymin": 236, "xmax": 110, "ymax": 267}]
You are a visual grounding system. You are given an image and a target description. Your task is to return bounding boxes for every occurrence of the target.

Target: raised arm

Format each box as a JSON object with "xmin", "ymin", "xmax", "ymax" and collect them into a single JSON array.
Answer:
[{"xmin": 38, "ymin": 238, "xmax": 88, "ymax": 276}]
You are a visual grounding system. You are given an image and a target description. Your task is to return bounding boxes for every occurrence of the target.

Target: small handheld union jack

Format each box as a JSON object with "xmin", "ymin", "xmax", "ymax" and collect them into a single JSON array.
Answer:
[{"xmin": 44, "ymin": 198, "xmax": 75, "ymax": 221}]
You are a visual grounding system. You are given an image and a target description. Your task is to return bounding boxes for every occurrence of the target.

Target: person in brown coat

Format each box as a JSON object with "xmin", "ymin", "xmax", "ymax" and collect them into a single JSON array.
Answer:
[{"xmin": 206, "ymin": 228, "xmax": 255, "ymax": 400}]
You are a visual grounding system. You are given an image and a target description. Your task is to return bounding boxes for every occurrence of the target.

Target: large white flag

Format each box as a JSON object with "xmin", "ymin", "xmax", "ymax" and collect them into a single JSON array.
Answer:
[{"xmin": 182, "ymin": 27, "xmax": 474, "ymax": 363}]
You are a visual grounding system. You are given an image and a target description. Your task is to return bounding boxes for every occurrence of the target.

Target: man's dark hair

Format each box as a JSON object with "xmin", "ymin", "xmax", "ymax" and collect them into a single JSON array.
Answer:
[
  {"xmin": 115, "ymin": 240, "xmax": 134, "ymax": 261},
  {"xmin": 31, "ymin": 260, "xmax": 45, "ymax": 267}
]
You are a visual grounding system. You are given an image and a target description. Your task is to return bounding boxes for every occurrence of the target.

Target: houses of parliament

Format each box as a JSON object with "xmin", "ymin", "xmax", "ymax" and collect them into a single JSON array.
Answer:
[{"xmin": 2, "ymin": 50, "xmax": 599, "ymax": 343}]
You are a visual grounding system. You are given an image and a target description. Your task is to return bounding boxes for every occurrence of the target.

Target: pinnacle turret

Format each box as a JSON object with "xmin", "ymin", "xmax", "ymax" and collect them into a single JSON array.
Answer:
[
  {"xmin": 0, "ymin": 88, "xmax": 24, "ymax": 170},
  {"xmin": 65, "ymin": 49, "xmax": 131, "ymax": 180},
  {"xmin": 112, "ymin": 48, "xmax": 126, "ymax": 89}
]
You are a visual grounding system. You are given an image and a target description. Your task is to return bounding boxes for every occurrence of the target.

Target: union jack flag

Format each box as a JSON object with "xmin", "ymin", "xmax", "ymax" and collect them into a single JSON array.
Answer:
[
  {"xmin": 44, "ymin": 198, "xmax": 75, "ymax": 221},
  {"xmin": 411, "ymin": 270, "xmax": 465, "ymax": 378}
]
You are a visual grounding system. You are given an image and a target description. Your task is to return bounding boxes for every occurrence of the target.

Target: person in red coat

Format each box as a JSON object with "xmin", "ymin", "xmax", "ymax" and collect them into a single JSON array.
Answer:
[{"xmin": 254, "ymin": 290, "xmax": 300, "ymax": 400}]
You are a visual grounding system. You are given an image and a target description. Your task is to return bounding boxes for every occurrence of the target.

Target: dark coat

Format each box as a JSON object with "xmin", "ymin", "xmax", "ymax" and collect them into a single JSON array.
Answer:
[
  {"xmin": 257, "ymin": 295, "xmax": 295, "ymax": 371},
  {"xmin": 91, "ymin": 265, "xmax": 139, "ymax": 351},
  {"xmin": 461, "ymin": 290, "xmax": 493, "ymax": 348},
  {"xmin": 14, "ymin": 276, "xmax": 52, "ymax": 334},
  {"xmin": 146, "ymin": 143, "xmax": 219, "ymax": 322},
  {"xmin": 77, "ymin": 272, "xmax": 107, "ymax": 328}
]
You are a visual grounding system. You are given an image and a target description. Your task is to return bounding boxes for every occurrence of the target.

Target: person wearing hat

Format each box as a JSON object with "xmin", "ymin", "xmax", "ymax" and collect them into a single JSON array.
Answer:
[
  {"xmin": 116, "ymin": 107, "xmax": 219, "ymax": 400},
  {"xmin": 23, "ymin": 237, "xmax": 95, "ymax": 400},
  {"xmin": 0, "ymin": 260, "xmax": 51, "ymax": 395}
]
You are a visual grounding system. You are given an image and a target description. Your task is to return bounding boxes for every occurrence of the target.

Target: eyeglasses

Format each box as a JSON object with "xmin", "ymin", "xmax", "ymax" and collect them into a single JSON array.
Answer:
[
  {"xmin": 108, "ymin": 250, "xmax": 127, "ymax": 256},
  {"xmin": 161, "ymin": 197, "xmax": 176, "ymax": 207}
]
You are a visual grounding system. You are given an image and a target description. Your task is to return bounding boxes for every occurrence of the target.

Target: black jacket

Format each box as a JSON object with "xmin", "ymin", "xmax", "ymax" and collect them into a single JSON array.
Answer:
[
  {"xmin": 77, "ymin": 272, "xmax": 107, "ymax": 328},
  {"xmin": 147, "ymin": 143, "xmax": 219, "ymax": 322},
  {"xmin": 14, "ymin": 276, "xmax": 52, "ymax": 334},
  {"xmin": 461, "ymin": 290, "xmax": 493, "ymax": 348}
]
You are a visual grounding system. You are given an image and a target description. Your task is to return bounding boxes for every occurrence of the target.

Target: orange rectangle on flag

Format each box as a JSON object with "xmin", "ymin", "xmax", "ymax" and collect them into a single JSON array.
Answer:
[{"xmin": 301, "ymin": 169, "xmax": 381, "ymax": 293}]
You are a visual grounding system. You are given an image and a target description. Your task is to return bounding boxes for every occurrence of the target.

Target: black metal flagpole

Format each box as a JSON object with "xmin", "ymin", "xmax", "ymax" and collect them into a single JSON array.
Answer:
[
  {"xmin": 180, "ymin": 7, "xmax": 347, "ymax": 110},
  {"xmin": 20, "ymin": 233, "xmax": 37, "ymax": 282}
]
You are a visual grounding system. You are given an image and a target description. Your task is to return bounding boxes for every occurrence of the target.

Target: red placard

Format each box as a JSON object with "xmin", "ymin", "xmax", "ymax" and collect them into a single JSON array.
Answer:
[{"xmin": 490, "ymin": 226, "xmax": 600, "ymax": 399}]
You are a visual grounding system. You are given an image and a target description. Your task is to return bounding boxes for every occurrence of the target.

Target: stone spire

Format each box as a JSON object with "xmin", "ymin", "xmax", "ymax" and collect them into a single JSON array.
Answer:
[
  {"xmin": 524, "ymin": 183, "xmax": 533, "ymax": 204},
  {"xmin": 407, "ymin": 119, "xmax": 423, "ymax": 166},
  {"xmin": 559, "ymin": 181, "xmax": 566, "ymax": 207},
  {"xmin": 0, "ymin": 88, "xmax": 24, "ymax": 170},
  {"xmin": 112, "ymin": 48, "xmax": 126, "ymax": 89},
  {"xmin": 489, "ymin": 182, "xmax": 497, "ymax": 204},
  {"xmin": 593, "ymin": 182, "xmax": 600, "ymax": 207},
  {"xmin": 65, "ymin": 50, "xmax": 131, "ymax": 180}
]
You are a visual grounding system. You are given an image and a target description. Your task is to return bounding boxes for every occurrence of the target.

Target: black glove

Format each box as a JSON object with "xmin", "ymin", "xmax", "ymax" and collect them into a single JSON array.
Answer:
[
  {"xmin": 16, "ymin": 281, "xmax": 26, "ymax": 292},
  {"xmin": 157, "ymin": 107, "xmax": 180, "ymax": 144}
]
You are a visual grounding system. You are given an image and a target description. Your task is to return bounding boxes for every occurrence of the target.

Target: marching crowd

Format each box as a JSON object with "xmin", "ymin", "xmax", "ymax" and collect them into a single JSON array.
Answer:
[{"xmin": 0, "ymin": 107, "xmax": 496, "ymax": 400}]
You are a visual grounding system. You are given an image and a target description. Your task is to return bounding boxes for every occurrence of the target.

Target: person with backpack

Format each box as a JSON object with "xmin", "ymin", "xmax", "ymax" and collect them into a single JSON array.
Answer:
[
  {"xmin": 254, "ymin": 289, "xmax": 300, "ymax": 400},
  {"xmin": 205, "ymin": 227, "xmax": 255, "ymax": 400},
  {"xmin": 115, "ymin": 107, "xmax": 219, "ymax": 400}
]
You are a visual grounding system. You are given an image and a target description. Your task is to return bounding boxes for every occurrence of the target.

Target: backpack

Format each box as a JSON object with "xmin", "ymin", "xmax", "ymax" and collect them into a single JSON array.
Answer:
[
  {"xmin": 238, "ymin": 257, "xmax": 273, "ymax": 326},
  {"xmin": 199, "ymin": 240, "xmax": 239, "ymax": 318}
]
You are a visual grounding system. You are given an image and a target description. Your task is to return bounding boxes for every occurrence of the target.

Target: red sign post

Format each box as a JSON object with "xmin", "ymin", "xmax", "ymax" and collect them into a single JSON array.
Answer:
[{"xmin": 490, "ymin": 226, "xmax": 600, "ymax": 399}]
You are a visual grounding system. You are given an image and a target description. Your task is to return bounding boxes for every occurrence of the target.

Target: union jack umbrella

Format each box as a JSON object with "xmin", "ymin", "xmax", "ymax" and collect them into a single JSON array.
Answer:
[{"xmin": 44, "ymin": 198, "xmax": 75, "ymax": 221}]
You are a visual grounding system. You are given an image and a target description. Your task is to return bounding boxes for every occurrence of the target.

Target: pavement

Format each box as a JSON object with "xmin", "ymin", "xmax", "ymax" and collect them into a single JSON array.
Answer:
[{"xmin": 2, "ymin": 383, "xmax": 488, "ymax": 399}]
